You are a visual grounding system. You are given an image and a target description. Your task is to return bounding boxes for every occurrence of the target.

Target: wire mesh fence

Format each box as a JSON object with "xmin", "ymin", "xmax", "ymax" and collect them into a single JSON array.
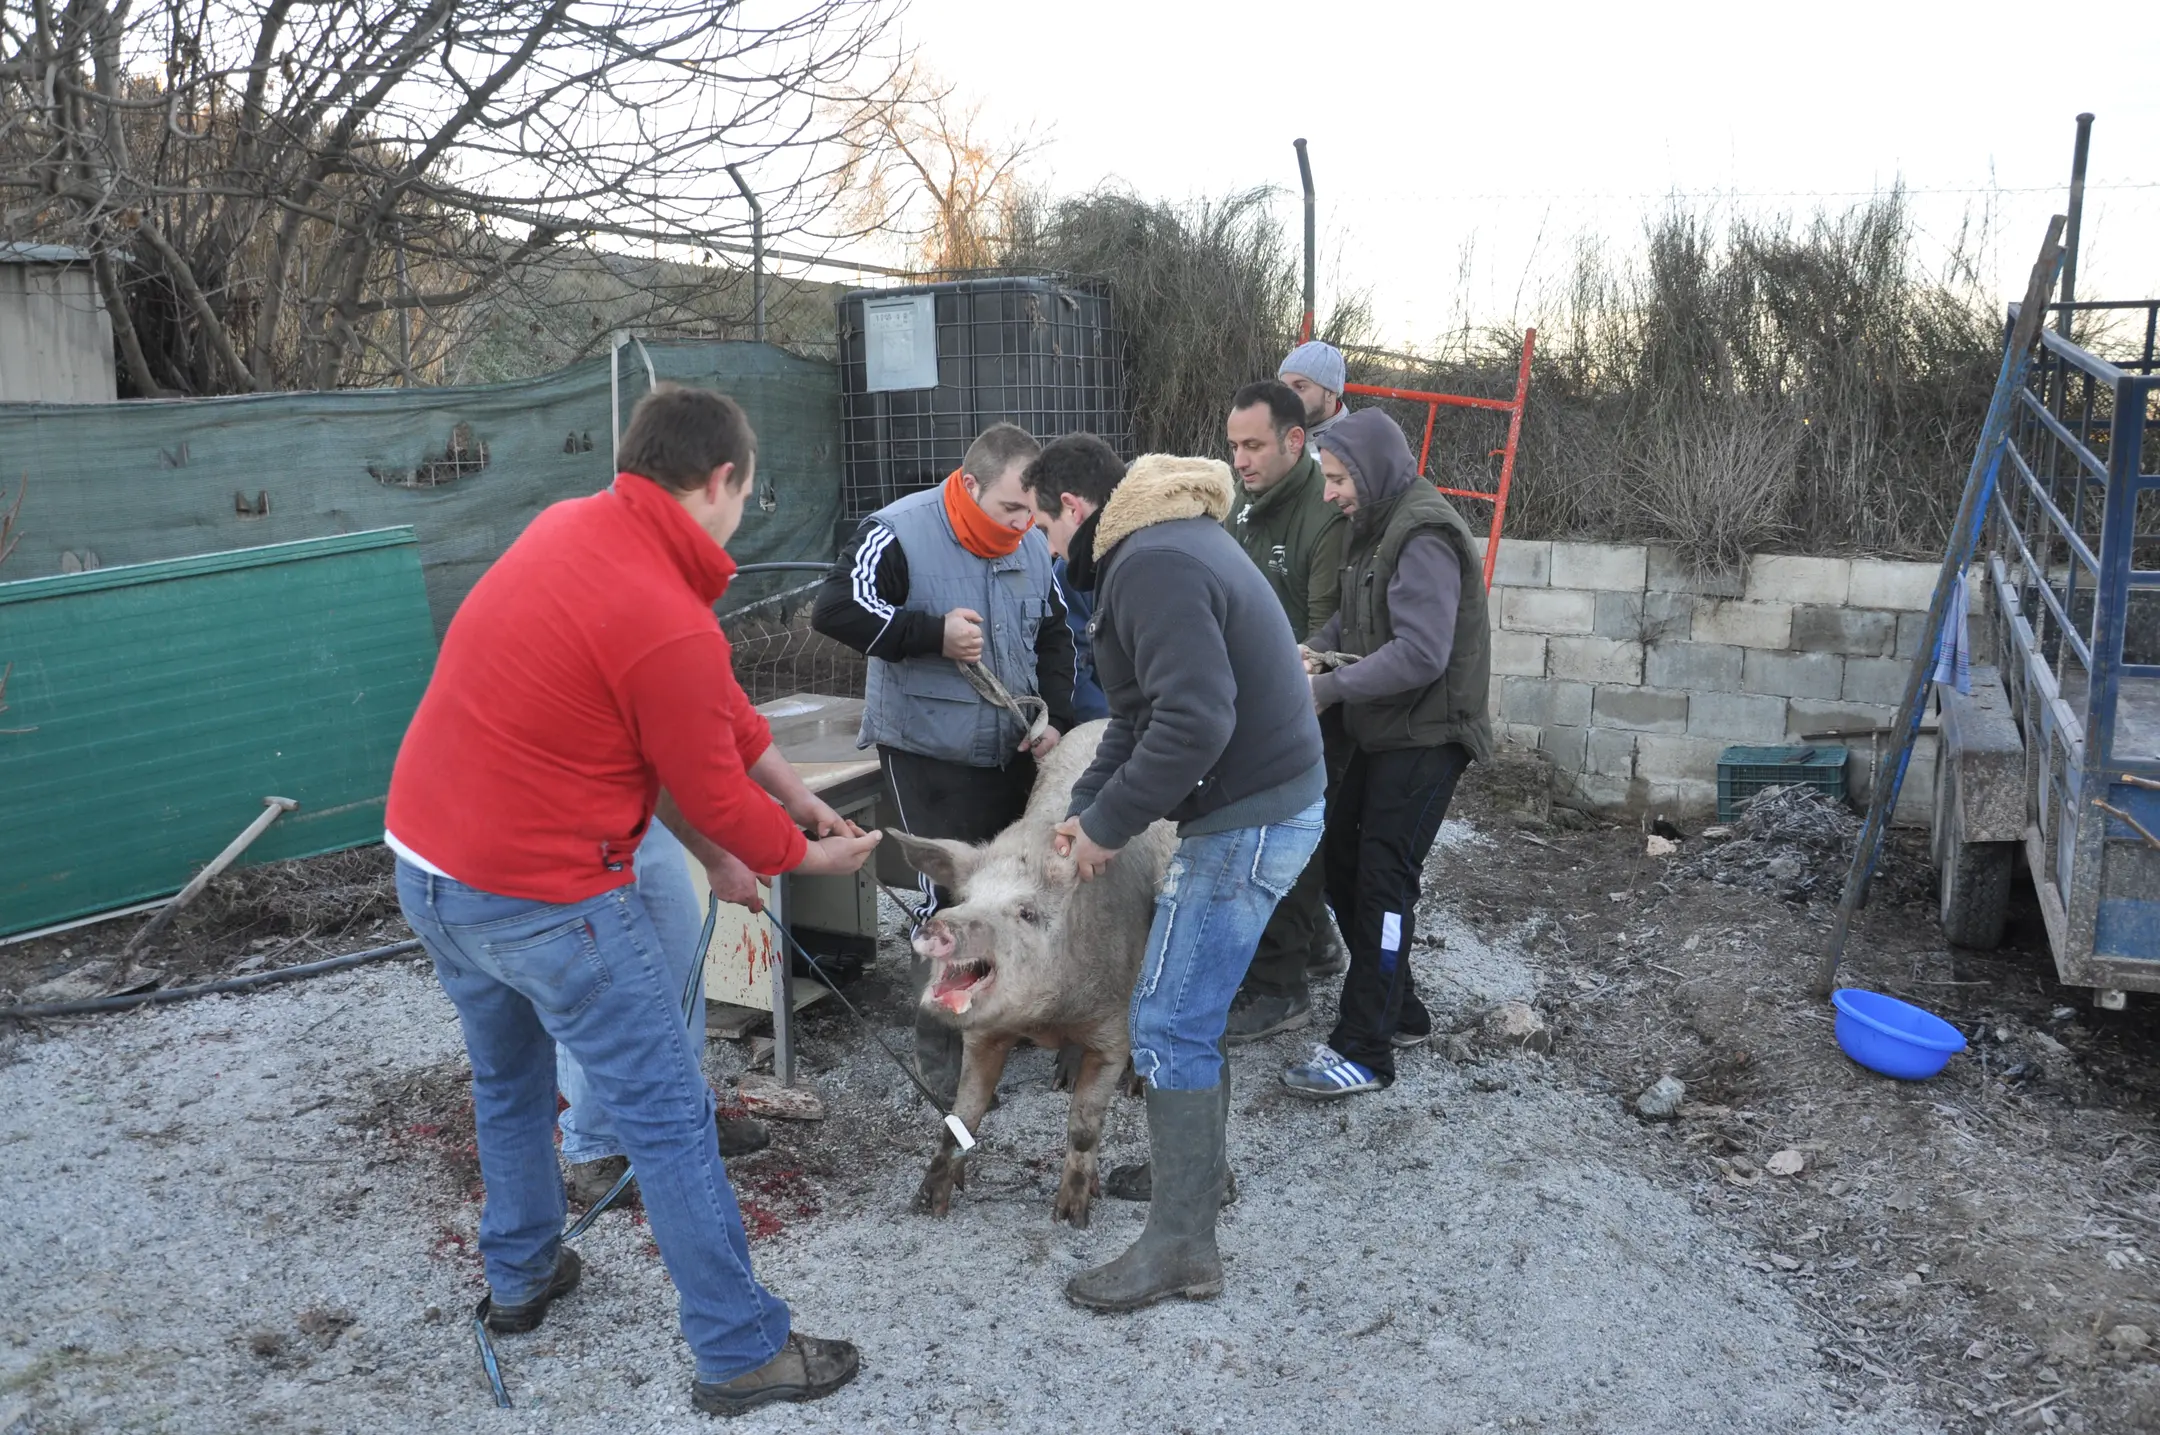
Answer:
[{"xmin": 722, "ymin": 582, "xmax": 866, "ymax": 704}]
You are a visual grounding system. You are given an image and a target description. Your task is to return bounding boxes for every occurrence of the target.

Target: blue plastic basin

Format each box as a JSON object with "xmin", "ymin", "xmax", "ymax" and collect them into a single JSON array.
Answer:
[{"xmin": 1832, "ymin": 989, "xmax": 1967, "ymax": 1080}]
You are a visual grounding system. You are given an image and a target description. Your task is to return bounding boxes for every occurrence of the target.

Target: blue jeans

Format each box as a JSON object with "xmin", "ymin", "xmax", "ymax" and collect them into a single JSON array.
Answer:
[
  {"xmin": 1130, "ymin": 798, "xmax": 1326, "ymax": 1090},
  {"xmin": 396, "ymin": 860, "xmax": 789, "ymax": 1382},
  {"xmin": 557, "ymin": 822, "xmax": 705, "ymax": 1164}
]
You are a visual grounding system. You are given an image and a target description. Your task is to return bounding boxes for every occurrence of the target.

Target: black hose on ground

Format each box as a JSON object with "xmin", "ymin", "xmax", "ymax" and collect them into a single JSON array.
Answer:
[{"xmin": 0, "ymin": 939, "xmax": 428, "ymax": 1020}]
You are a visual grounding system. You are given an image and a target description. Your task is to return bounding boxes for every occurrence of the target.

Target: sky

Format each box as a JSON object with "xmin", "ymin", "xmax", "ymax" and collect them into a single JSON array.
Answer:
[{"xmin": 884, "ymin": 0, "xmax": 2160, "ymax": 346}]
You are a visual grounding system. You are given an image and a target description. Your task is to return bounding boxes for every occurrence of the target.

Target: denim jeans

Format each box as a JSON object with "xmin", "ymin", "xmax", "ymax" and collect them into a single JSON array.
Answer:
[
  {"xmin": 396, "ymin": 860, "xmax": 789, "ymax": 1382},
  {"xmin": 557, "ymin": 822, "xmax": 705, "ymax": 1164},
  {"xmin": 1129, "ymin": 797, "xmax": 1326, "ymax": 1090}
]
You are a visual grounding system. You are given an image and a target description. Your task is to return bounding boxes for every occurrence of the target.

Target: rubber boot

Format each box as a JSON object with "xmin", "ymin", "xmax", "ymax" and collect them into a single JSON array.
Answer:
[
  {"xmin": 1064, "ymin": 1085, "xmax": 1225, "ymax": 1312},
  {"xmin": 1104, "ymin": 1043, "xmax": 1236, "ymax": 1204}
]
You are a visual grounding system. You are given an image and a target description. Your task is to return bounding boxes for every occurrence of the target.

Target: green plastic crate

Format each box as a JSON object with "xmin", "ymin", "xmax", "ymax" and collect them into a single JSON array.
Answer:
[{"xmin": 1716, "ymin": 744, "xmax": 1848, "ymax": 822}]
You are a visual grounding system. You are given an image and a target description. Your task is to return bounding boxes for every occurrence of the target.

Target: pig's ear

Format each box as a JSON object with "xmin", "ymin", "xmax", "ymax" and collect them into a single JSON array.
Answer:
[{"xmin": 883, "ymin": 828, "xmax": 979, "ymax": 890}]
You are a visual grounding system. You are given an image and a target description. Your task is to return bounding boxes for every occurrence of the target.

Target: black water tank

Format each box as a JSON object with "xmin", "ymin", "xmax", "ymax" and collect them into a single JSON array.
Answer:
[{"xmin": 836, "ymin": 275, "xmax": 1131, "ymax": 527}]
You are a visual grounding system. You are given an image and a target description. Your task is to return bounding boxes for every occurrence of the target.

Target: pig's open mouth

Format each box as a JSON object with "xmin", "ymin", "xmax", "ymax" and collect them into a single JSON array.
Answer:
[{"xmin": 927, "ymin": 954, "xmax": 995, "ymax": 1015}]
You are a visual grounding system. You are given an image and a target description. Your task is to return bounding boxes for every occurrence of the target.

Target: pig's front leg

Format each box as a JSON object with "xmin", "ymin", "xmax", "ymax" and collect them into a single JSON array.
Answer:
[
  {"xmin": 914, "ymin": 1033, "xmax": 1014, "ymax": 1217},
  {"xmin": 1054, "ymin": 1044, "xmax": 1126, "ymax": 1229}
]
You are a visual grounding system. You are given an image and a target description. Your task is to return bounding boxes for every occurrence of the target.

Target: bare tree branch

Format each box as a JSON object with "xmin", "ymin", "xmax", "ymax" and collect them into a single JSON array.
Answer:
[{"xmin": 1, "ymin": 0, "xmax": 902, "ymax": 393}]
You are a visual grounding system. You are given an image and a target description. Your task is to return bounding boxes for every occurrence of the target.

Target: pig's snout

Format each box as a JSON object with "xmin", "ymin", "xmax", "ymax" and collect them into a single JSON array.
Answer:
[{"xmin": 913, "ymin": 919, "xmax": 955, "ymax": 961}]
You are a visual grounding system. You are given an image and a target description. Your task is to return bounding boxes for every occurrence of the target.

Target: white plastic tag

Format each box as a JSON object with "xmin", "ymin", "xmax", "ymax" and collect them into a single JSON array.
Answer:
[{"xmin": 943, "ymin": 1113, "xmax": 977, "ymax": 1151}]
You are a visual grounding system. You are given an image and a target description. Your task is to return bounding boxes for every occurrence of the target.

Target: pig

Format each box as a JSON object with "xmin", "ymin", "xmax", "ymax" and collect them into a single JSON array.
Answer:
[{"xmin": 885, "ymin": 719, "xmax": 1175, "ymax": 1228}]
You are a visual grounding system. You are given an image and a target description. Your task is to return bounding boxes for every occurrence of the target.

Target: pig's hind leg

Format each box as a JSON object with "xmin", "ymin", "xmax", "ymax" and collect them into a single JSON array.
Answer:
[
  {"xmin": 1054, "ymin": 1045, "xmax": 1126, "ymax": 1229},
  {"xmin": 914, "ymin": 1033, "xmax": 1014, "ymax": 1217}
]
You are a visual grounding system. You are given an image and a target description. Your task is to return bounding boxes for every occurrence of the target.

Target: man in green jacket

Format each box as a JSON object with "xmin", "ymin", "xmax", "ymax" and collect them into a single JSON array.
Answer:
[{"xmin": 1222, "ymin": 378, "xmax": 1348, "ymax": 1041}]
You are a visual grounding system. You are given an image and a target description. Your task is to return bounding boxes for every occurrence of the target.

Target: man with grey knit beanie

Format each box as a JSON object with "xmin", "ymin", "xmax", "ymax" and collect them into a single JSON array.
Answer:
[{"xmin": 1279, "ymin": 340, "xmax": 1350, "ymax": 438}]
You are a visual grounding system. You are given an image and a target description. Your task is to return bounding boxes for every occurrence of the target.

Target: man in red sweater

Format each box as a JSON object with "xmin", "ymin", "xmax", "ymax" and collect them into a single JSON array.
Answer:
[{"xmin": 387, "ymin": 386, "xmax": 878, "ymax": 1417}]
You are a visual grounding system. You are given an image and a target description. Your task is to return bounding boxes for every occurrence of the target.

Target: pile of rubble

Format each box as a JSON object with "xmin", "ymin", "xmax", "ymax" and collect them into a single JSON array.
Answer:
[{"xmin": 1675, "ymin": 784, "xmax": 1865, "ymax": 903}]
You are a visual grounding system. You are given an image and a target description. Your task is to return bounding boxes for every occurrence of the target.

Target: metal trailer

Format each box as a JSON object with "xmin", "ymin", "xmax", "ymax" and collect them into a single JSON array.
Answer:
[{"xmin": 1932, "ymin": 298, "xmax": 2160, "ymax": 1007}]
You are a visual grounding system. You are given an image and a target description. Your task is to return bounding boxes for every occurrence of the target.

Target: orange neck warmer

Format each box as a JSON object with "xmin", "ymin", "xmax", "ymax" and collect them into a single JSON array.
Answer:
[{"xmin": 942, "ymin": 468, "xmax": 1030, "ymax": 559}]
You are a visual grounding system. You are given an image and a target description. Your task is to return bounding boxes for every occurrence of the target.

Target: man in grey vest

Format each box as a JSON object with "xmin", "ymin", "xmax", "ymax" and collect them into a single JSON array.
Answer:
[{"xmin": 812, "ymin": 423, "xmax": 1076, "ymax": 1101}]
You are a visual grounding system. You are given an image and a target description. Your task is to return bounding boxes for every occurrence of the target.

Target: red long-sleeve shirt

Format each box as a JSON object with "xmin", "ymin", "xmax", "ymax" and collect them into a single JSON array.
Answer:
[{"xmin": 386, "ymin": 472, "xmax": 806, "ymax": 901}]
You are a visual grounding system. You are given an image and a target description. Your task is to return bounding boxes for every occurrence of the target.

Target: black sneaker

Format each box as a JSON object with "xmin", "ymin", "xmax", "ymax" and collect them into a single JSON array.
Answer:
[
  {"xmin": 480, "ymin": 1248, "xmax": 582, "ymax": 1334},
  {"xmin": 692, "ymin": 1332, "xmax": 860, "ymax": 1417},
  {"xmin": 1223, "ymin": 986, "xmax": 1314, "ymax": 1045}
]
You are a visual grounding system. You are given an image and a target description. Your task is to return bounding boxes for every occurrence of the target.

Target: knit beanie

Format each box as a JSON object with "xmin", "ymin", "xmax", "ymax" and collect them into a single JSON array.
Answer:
[{"xmin": 1278, "ymin": 340, "xmax": 1346, "ymax": 396}]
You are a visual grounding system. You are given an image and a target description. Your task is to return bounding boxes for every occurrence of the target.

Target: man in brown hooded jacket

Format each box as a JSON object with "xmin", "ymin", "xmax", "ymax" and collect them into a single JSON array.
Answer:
[{"xmin": 1280, "ymin": 409, "xmax": 1493, "ymax": 1100}]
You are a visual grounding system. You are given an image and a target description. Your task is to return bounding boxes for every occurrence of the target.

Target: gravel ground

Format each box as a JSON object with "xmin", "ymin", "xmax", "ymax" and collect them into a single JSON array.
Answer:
[{"xmin": 1, "ymin": 831, "xmax": 1935, "ymax": 1435}]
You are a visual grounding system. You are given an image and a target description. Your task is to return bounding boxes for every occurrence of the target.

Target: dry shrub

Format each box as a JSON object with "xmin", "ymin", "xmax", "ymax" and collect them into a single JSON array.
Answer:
[{"xmin": 1000, "ymin": 184, "xmax": 1997, "ymax": 566}]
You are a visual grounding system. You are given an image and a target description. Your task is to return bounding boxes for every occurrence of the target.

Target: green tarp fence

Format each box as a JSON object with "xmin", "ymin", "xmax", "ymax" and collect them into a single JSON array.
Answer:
[
  {"xmin": 0, "ymin": 528, "xmax": 438, "ymax": 937},
  {"xmin": 0, "ymin": 340, "xmax": 842, "ymax": 631}
]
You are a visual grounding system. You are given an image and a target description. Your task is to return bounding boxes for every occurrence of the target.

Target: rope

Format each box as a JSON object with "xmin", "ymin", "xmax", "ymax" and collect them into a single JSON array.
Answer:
[{"xmin": 957, "ymin": 659, "xmax": 1048, "ymax": 746}]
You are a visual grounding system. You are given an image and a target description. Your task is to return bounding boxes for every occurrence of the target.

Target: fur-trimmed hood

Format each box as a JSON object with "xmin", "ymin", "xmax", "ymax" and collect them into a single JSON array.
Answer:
[{"xmin": 1094, "ymin": 454, "xmax": 1235, "ymax": 560}]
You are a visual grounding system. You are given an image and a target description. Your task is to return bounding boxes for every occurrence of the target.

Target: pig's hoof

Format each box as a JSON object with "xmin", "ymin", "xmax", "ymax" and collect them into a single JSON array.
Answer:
[
  {"xmin": 1054, "ymin": 1164, "xmax": 1095, "ymax": 1228},
  {"xmin": 913, "ymin": 1160, "xmax": 960, "ymax": 1216}
]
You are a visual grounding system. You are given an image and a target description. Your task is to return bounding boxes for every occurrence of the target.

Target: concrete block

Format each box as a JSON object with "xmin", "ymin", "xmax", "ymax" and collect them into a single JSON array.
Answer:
[
  {"xmin": 1561, "ymin": 767, "xmax": 1634, "ymax": 813},
  {"xmin": 1741, "ymin": 650, "xmax": 1845, "ymax": 700},
  {"xmin": 1501, "ymin": 586, "xmax": 1595, "ymax": 635},
  {"xmin": 1551, "ymin": 541, "xmax": 1648, "ymax": 592},
  {"xmin": 1635, "ymin": 734, "xmax": 1729, "ymax": 785},
  {"xmin": 1641, "ymin": 591, "xmax": 1697, "ymax": 644},
  {"xmin": 1895, "ymin": 611, "xmax": 1926, "ymax": 660},
  {"xmin": 1496, "ymin": 721, "xmax": 1544, "ymax": 750},
  {"xmin": 1586, "ymin": 726, "xmax": 1638, "ymax": 778},
  {"xmin": 1646, "ymin": 545, "xmax": 1744, "ymax": 597},
  {"xmin": 1639, "ymin": 775, "xmax": 1720, "ymax": 819},
  {"xmin": 1591, "ymin": 685, "xmax": 1689, "ymax": 733},
  {"xmin": 1851, "ymin": 732, "xmax": 1936, "ymax": 827},
  {"xmin": 1791, "ymin": 605, "xmax": 1897, "ymax": 657},
  {"xmin": 1541, "ymin": 724, "xmax": 1589, "ymax": 773},
  {"xmin": 1501, "ymin": 676, "xmax": 1591, "ymax": 728},
  {"xmin": 1843, "ymin": 656, "xmax": 1912, "ymax": 706},
  {"xmin": 1481, "ymin": 538, "xmax": 1550, "ymax": 589},
  {"xmin": 1692, "ymin": 599, "xmax": 1794, "ymax": 650},
  {"xmin": 1644, "ymin": 640, "xmax": 1743, "ymax": 693},
  {"xmin": 1593, "ymin": 591, "xmax": 1646, "ymax": 640},
  {"xmin": 1785, "ymin": 698, "xmax": 1897, "ymax": 740},
  {"xmin": 1548, "ymin": 636, "xmax": 1645, "ymax": 686},
  {"xmin": 1744, "ymin": 554, "xmax": 1851, "ymax": 606},
  {"xmin": 1686, "ymin": 690, "xmax": 1789, "ymax": 742},
  {"xmin": 1490, "ymin": 629, "xmax": 1548, "ymax": 678},
  {"xmin": 1848, "ymin": 558, "xmax": 1938, "ymax": 612}
]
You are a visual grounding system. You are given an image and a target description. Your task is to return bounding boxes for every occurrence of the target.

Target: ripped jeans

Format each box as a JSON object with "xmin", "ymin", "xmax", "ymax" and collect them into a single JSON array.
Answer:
[{"xmin": 1128, "ymin": 798, "xmax": 1326, "ymax": 1090}]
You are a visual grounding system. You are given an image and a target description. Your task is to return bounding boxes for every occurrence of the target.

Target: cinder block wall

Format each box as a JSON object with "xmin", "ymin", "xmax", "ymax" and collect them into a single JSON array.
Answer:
[{"xmin": 1475, "ymin": 540, "xmax": 1959, "ymax": 823}]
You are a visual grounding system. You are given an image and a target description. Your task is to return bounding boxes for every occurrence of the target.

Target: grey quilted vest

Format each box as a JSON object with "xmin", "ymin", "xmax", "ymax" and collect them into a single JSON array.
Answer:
[{"xmin": 858, "ymin": 486, "xmax": 1057, "ymax": 767}]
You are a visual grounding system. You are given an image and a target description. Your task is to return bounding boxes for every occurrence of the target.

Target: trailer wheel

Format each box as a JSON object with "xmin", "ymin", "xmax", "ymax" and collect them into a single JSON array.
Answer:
[{"xmin": 1933, "ymin": 738, "xmax": 2013, "ymax": 950}]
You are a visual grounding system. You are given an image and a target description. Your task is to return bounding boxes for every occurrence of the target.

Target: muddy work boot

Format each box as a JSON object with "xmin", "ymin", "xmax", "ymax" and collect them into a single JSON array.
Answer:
[
  {"xmin": 1105, "ymin": 1049, "xmax": 1237, "ymax": 1204},
  {"xmin": 566, "ymin": 1155, "xmax": 630, "ymax": 1208},
  {"xmin": 692, "ymin": 1333, "xmax": 861, "ymax": 1417},
  {"xmin": 1223, "ymin": 985, "xmax": 1312, "ymax": 1045},
  {"xmin": 1066, "ymin": 1085, "xmax": 1226, "ymax": 1312},
  {"xmin": 480, "ymin": 1248, "xmax": 582, "ymax": 1334}
]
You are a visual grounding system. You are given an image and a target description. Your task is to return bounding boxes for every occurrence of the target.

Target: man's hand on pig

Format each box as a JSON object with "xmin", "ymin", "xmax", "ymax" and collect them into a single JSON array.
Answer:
[
  {"xmin": 1051, "ymin": 816, "xmax": 1120, "ymax": 882},
  {"xmin": 1020, "ymin": 724, "xmax": 1062, "ymax": 760},
  {"xmin": 705, "ymin": 848, "xmax": 765, "ymax": 913}
]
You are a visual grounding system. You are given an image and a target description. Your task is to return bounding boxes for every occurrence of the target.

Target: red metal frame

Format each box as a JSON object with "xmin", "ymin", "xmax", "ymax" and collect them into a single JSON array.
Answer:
[{"xmin": 1341, "ymin": 327, "xmax": 1536, "ymax": 591}]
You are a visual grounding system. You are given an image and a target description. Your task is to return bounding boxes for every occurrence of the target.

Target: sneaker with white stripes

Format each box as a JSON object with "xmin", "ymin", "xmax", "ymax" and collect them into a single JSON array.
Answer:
[{"xmin": 1281, "ymin": 1044, "xmax": 1382, "ymax": 1100}]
